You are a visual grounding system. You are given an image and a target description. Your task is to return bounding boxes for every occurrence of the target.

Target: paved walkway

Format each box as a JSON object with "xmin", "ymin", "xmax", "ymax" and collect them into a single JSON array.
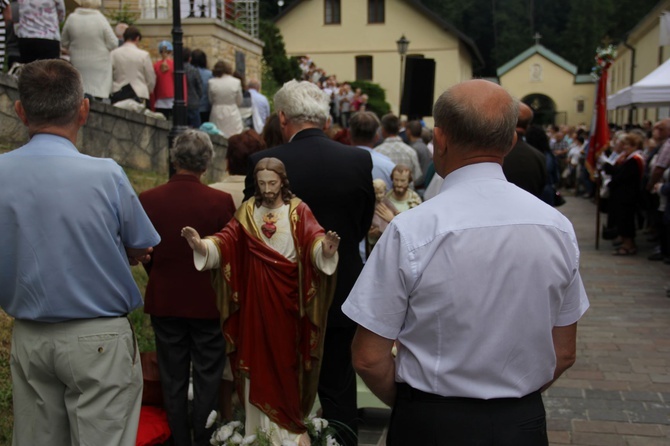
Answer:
[
  {"xmin": 358, "ymin": 193, "xmax": 670, "ymax": 445},
  {"xmin": 544, "ymin": 193, "xmax": 670, "ymax": 445}
]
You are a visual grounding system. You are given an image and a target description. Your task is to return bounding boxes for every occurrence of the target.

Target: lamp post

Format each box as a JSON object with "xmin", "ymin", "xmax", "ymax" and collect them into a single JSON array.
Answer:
[
  {"xmin": 396, "ymin": 34, "xmax": 409, "ymax": 116},
  {"xmin": 169, "ymin": 0, "xmax": 188, "ymax": 177}
]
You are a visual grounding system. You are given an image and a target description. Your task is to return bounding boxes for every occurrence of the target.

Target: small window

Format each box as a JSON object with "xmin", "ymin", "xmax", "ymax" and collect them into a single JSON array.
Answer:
[
  {"xmin": 368, "ymin": 0, "xmax": 384, "ymax": 24},
  {"xmin": 576, "ymin": 99, "xmax": 585, "ymax": 113},
  {"xmin": 356, "ymin": 56, "xmax": 373, "ymax": 81},
  {"xmin": 325, "ymin": 0, "xmax": 341, "ymax": 25}
]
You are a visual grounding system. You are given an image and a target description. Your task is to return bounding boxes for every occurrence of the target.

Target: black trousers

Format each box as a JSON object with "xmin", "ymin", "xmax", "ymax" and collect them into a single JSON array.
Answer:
[
  {"xmin": 387, "ymin": 384, "xmax": 548, "ymax": 446},
  {"xmin": 151, "ymin": 316, "xmax": 226, "ymax": 446},
  {"xmin": 317, "ymin": 325, "xmax": 359, "ymax": 446}
]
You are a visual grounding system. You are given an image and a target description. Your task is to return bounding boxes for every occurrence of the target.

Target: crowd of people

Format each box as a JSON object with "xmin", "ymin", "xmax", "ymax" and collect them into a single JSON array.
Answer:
[
  {"xmin": 0, "ymin": 0, "xmax": 271, "ymax": 139},
  {"xmin": 0, "ymin": 7, "xmax": 664, "ymax": 446}
]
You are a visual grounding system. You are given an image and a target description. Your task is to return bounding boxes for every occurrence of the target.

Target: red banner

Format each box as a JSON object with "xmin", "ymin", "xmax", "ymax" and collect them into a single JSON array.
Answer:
[{"xmin": 586, "ymin": 70, "xmax": 610, "ymax": 180}]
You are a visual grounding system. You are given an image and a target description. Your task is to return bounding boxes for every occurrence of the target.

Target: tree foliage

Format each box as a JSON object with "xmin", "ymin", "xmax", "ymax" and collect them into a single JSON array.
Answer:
[
  {"xmin": 349, "ymin": 81, "xmax": 392, "ymax": 117},
  {"xmin": 417, "ymin": 0, "xmax": 659, "ymax": 76},
  {"xmin": 259, "ymin": 19, "xmax": 301, "ymax": 86}
]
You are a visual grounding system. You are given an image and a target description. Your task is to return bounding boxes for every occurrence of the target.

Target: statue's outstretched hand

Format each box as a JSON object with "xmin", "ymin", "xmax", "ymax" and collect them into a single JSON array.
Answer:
[
  {"xmin": 181, "ymin": 226, "xmax": 207, "ymax": 256},
  {"xmin": 322, "ymin": 230, "xmax": 340, "ymax": 259}
]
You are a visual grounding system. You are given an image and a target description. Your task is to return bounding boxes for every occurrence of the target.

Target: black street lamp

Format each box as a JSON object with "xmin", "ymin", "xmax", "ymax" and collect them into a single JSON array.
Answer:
[
  {"xmin": 396, "ymin": 34, "xmax": 410, "ymax": 116},
  {"xmin": 169, "ymin": 0, "xmax": 189, "ymax": 177}
]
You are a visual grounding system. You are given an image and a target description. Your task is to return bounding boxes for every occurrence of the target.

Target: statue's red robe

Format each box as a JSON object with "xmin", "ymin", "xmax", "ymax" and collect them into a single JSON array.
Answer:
[{"xmin": 209, "ymin": 197, "xmax": 336, "ymax": 433}]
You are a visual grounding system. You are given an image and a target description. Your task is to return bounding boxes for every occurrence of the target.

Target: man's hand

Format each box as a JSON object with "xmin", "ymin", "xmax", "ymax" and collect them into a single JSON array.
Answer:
[
  {"xmin": 322, "ymin": 231, "xmax": 340, "ymax": 258},
  {"xmin": 126, "ymin": 246, "xmax": 153, "ymax": 265},
  {"xmin": 181, "ymin": 226, "xmax": 207, "ymax": 256}
]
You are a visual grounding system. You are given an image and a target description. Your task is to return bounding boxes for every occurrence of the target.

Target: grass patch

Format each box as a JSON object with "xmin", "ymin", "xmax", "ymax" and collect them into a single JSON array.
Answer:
[{"xmin": 0, "ymin": 156, "xmax": 166, "ymax": 444}]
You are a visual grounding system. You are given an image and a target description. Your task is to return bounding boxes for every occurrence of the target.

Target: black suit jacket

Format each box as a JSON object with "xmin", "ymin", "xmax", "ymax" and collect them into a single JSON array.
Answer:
[
  {"xmin": 502, "ymin": 138, "xmax": 548, "ymax": 198},
  {"xmin": 244, "ymin": 128, "xmax": 375, "ymax": 327}
]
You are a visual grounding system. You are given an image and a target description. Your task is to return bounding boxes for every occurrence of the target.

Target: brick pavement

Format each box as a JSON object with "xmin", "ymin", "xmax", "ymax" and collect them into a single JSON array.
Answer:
[
  {"xmin": 544, "ymin": 194, "xmax": 670, "ymax": 445},
  {"xmin": 358, "ymin": 194, "xmax": 670, "ymax": 445}
]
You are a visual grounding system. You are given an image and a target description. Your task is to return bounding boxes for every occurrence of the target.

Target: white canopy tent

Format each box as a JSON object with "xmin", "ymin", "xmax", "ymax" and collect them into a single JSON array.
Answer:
[{"xmin": 607, "ymin": 57, "xmax": 670, "ymax": 109}]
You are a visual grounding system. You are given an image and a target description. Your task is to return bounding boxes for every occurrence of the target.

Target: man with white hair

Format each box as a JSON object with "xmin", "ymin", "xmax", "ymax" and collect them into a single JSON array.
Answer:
[{"xmin": 243, "ymin": 80, "xmax": 375, "ymax": 446}]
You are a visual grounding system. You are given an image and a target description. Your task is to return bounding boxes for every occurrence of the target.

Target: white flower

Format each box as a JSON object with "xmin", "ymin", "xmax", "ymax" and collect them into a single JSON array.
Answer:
[
  {"xmin": 205, "ymin": 410, "xmax": 218, "ymax": 429},
  {"xmin": 325, "ymin": 435, "xmax": 339, "ymax": 446},
  {"xmin": 230, "ymin": 432, "xmax": 244, "ymax": 444},
  {"xmin": 242, "ymin": 434, "xmax": 257, "ymax": 444},
  {"xmin": 228, "ymin": 421, "xmax": 243, "ymax": 429},
  {"xmin": 310, "ymin": 417, "xmax": 328, "ymax": 433},
  {"xmin": 216, "ymin": 425, "xmax": 234, "ymax": 442}
]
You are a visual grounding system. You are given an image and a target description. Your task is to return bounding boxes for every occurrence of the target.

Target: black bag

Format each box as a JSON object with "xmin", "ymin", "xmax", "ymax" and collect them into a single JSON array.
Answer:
[
  {"xmin": 110, "ymin": 84, "xmax": 138, "ymax": 104},
  {"xmin": 554, "ymin": 189, "xmax": 566, "ymax": 207}
]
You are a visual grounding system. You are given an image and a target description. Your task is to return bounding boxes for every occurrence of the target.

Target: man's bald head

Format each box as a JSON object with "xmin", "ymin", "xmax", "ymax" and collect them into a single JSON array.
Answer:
[
  {"xmin": 653, "ymin": 118, "xmax": 670, "ymax": 143},
  {"xmin": 517, "ymin": 102, "xmax": 533, "ymax": 133},
  {"xmin": 433, "ymin": 80, "xmax": 518, "ymax": 155}
]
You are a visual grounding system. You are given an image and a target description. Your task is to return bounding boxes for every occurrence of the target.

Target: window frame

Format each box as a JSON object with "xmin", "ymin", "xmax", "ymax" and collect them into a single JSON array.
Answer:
[
  {"xmin": 355, "ymin": 55, "xmax": 373, "ymax": 81},
  {"xmin": 368, "ymin": 0, "xmax": 385, "ymax": 24},
  {"xmin": 324, "ymin": 0, "xmax": 341, "ymax": 25}
]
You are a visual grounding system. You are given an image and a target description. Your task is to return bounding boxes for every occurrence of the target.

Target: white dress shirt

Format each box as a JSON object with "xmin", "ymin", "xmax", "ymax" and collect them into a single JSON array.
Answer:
[{"xmin": 343, "ymin": 162, "xmax": 589, "ymax": 399}]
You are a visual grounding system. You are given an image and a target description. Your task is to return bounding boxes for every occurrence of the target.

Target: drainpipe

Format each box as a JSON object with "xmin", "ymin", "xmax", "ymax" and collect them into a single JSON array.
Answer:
[{"xmin": 623, "ymin": 38, "xmax": 636, "ymax": 126}]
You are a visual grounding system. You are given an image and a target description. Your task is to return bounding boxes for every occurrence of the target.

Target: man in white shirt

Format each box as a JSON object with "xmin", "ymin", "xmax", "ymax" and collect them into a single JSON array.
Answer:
[
  {"xmin": 343, "ymin": 79, "xmax": 589, "ymax": 446},
  {"xmin": 110, "ymin": 25, "xmax": 155, "ymax": 103}
]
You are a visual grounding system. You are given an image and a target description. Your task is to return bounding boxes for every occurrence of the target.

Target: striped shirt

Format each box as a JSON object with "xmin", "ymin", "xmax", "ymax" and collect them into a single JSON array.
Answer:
[{"xmin": 0, "ymin": 0, "xmax": 10, "ymax": 66}]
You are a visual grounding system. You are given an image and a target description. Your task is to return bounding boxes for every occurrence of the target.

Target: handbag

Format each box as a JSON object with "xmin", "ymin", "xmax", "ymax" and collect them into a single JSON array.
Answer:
[
  {"xmin": 554, "ymin": 189, "xmax": 566, "ymax": 207},
  {"xmin": 110, "ymin": 83, "xmax": 138, "ymax": 104}
]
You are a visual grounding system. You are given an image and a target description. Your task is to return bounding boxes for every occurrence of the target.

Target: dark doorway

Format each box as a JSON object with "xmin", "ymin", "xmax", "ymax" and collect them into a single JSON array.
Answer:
[{"xmin": 523, "ymin": 93, "xmax": 557, "ymax": 126}]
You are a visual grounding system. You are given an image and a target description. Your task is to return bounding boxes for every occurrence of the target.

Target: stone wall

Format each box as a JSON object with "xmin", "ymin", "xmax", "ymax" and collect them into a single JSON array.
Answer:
[
  {"xmin": 0, "ymin": 73, "xmax": 228, "ymax": 183},
  {"xmin": 138, "ymin": 19, "xmax": 264, "ymax": 84}
]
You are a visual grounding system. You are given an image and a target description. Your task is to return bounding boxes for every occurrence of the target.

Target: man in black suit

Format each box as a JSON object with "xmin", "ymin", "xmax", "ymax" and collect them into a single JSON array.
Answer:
[
  {"xmin": 244, "ymin": 80, "xmax": 375, "ymax": 446},
  {"xmin": 502, "ymin": 102, "xmax": 547, "ymax": 197}
]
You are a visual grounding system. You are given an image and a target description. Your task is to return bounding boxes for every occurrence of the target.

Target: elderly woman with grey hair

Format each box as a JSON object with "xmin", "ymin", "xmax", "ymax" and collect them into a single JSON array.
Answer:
[
  {"xmin": 138, "ymin": 129, "xmax": 236, "ymax": 446},
  {"xmin": 61, "ymin": 0, "xmax": 118, "ymax": 100}
]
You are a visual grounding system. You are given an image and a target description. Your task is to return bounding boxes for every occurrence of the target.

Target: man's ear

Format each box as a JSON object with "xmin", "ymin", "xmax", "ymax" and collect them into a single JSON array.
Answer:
[
  {"xmin": 78, "ymin": 98, "xmax": 90, "ymax": 127},
  {"xmin": 14, "ymin": 101, "xmax": 29, "ymax": 126},
  {"xmin": 433, "ymin": 126, "xmax": 447, "ymax": 157},
  {"xmin": 323, "ymin": 116, "xmax": 331, "ymax": 132},
  {"xmin": 278, "ymin": 110, "xmax": 288, "ymax": 129}
]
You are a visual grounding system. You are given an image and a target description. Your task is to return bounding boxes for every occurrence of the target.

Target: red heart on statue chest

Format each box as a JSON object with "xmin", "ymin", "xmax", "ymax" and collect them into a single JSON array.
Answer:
[{"xmin": 261, "ymin": 223, "xmax": 277, "ymax": 238}]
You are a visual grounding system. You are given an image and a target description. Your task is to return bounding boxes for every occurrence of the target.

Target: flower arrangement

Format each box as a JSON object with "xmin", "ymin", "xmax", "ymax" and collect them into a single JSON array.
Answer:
[
  {"xmin": 591, "ymin": 45, "xmax": 617, "ymax": 79},
  {"xmin": 206, "ymin": 412, "xmax": 341, "ymax": 446}
]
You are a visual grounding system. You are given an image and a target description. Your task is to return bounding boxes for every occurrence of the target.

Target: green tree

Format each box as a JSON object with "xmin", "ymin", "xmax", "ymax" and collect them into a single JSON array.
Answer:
[
  {"xmin": 491, "ymin": 0, "xmax": 532, "ymax": 68},
  {"xmin": 349, "ymin": 81, "xmax": 391, "ymax": 117},
  {"xmin": 259, "ymin": 19, "xmax": 301, "ymax": 86}
]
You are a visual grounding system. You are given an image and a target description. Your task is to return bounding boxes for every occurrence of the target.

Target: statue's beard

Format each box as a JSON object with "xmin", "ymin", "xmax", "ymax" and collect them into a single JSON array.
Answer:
[{"xmin": 262, "ymin": 192, "xmax": 280, "ymax": 206}]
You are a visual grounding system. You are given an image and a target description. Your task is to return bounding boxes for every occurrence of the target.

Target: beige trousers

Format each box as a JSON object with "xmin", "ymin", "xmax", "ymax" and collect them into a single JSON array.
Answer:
[{"xmin": 10, "ymin": 317, "xmax": 143, "ymax": 446}]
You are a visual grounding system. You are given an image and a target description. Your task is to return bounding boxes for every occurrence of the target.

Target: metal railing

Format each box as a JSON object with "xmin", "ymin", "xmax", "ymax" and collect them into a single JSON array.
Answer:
[{"xmin": 122, "ymin": 0, "xmax": 258, "ymax": 38}]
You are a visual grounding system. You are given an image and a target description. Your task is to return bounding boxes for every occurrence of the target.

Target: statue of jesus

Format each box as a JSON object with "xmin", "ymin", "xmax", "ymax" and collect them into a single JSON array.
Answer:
[{"xmin": 181, "ymin": 157, "xmax": 340, "ymax": 445}]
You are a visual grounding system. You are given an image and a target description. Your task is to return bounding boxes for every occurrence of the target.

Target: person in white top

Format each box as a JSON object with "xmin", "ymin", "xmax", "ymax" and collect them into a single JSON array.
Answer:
[
  {"xmin": 110, "ymin": 25, "xmax": 155, "ymax": 102},
  {"xmin": 343, "ymin": 79, "xmax": 589, "ymax": 446},
  {"xmin": 61, "ymin": 0, "xmax": 118, "ymax": 100},
  {"xmin": 208, "ymin": 60, "xmax": 243, "ymax": 138}
]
